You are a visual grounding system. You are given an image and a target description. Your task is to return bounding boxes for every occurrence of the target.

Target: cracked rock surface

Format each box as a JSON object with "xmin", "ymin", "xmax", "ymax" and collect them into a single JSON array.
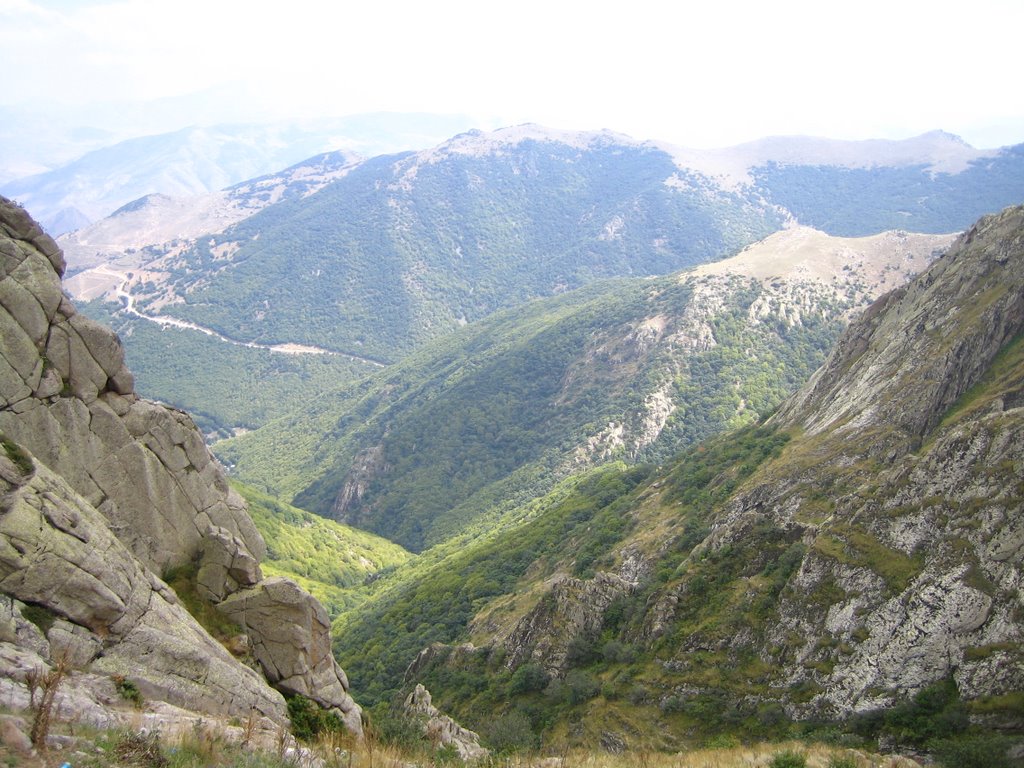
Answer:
[{"xmin": 0, "ymin": 196, "xmax": 362, "ymax": 736}]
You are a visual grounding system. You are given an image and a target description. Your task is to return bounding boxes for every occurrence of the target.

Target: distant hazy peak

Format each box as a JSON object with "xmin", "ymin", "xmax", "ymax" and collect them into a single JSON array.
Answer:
[
  {"xmin": 658, "ymin": 130, "xmax": 1000, "ymax": 189},
  {"xmin": 390, "ymin": 124, "xmax": 1005, "ymax": 195}
]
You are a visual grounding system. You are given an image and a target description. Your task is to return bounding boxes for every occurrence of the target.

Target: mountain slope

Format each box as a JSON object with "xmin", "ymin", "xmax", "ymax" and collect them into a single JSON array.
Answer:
[
  {"xmin": 63, "ymin": 127, "xmax": 1023, "ymax": 380},
  {"xmin": 59, "ymin": 148, "xmax": 361, "ymax": 275},
  {"xmin": 330, "ymin": 206, "xmax": 1024, "ymax": 754},
  {"xmin": 219, "ymin": 226, "xmax": 953, "ymax": 552},
  {"xmin": 136, "ymin": 129, "xmax": 783, "ymax": 363},
  {"xmin": 750, "ymin": 141, "xmax": 1024, "ymax": 236}
]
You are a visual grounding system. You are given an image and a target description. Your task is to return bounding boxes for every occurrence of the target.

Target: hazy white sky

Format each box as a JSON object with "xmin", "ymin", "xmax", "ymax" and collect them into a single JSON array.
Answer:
[{"xmin": 3, "ymin": 0, "xmax": 1024, "ymax": 148}]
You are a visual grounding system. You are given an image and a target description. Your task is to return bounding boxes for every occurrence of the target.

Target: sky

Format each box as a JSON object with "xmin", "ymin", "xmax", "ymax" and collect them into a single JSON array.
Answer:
[{"xmin": 3, "ymin": 0, "xmax": 1024, "ymax": 150}]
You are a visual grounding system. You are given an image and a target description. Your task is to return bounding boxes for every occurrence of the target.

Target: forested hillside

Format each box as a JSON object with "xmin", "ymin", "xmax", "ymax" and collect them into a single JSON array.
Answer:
[
  {"xmin": 329, "ymin": 206, "xmax": 1024, "ymax": 763},
  {"xmin": 219, "ymin": 226, "xmax": 951, "ymax": 553},
  {"xmin": 140, "ymin": 133, "xmax": 782, "ymax": 362},
  {"xmin": 68, "ymin": 128, "xmax": 1024, "ymax": 446}
]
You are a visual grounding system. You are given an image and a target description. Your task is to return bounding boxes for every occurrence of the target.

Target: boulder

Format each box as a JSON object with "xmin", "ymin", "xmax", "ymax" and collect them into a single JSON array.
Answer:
[
  {"xmin": 217, "ymin": 577, "xmax": 363, "ymax": 737},
  {"xmin": 196, "ymin": 525, "xmax": 263, "ymax": 603}
]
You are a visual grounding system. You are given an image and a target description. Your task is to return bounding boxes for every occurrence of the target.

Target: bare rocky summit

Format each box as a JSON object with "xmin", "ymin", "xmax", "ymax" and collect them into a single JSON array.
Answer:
[{"xmin": 0, "ymin": 196, "xmax": 362, "ymax": 736}]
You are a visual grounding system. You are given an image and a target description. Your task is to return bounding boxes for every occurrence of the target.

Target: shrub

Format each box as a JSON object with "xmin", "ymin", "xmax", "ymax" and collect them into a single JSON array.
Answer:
[
  {"xmin": 1, "ymin": 437, "xmax": 34, "ymax": 476},
  {"xmin": 884, "ymin": 677, "xmax": 968, "ymax": 746},
  {"xmin": 508, "ymin": 663, "xmax": 549, "ymax": 696},
  {"xmin": 930, "ymin": 735, "xmax": 1014, "ymax": 768},
  {"xmin": 481, "ymin": 709, "xmax": 537, "ymax": 754},
  {"xmin": 286, "ymin": 694, "xmax": 347, "ymax": 742},
  {"xmin": 563, "ymin": 670, "xmax": 600, "ymax": 705},
  {"xmin": 20, "ymin": 603, "xmax": 58, "ymax": 635},
  {"xmin": 769, "ymin": 750, "xmax": 807, "ymax": 768},
  {"xmin": 826, "ymin": 755, "xmax": 859, "ymax": 768},
  {"xmin": 113, "ymin": 675, "xmax": 144, "ymax": 708}
]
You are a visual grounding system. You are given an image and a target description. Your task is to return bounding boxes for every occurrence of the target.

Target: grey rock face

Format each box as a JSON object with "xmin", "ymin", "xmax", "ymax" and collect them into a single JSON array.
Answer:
[
  {"xmin": 197, "ymin": 525, "xmax": 264, "ymax": 603},
  {"xmin": 501, "ymin": 571, "xmax": 637, "ymax": 676},
  {"xmin": 0, "ymin": 197, "xmax": 263, "ymax": 575},
  {"xmin": 0, "ymin": 196, "xmax": 363, "ymax": 735},
  {"xmin": 217, "ymin": 577, "xmax": 363, "ymax": 736},
  {"xmin": 773, "ymin": 206, "xmax": 1024, "ymax": 445},
  {"xmin": 0, "ymin": 454, "xmax": 287, "ymax": 723},
  {"xmin": 404, "ymin": 683, "xmax": 488, "ymax": 762},
  {"xmin": 685, "ymin": 205, "xmax": 1024, "ymax": 717}
]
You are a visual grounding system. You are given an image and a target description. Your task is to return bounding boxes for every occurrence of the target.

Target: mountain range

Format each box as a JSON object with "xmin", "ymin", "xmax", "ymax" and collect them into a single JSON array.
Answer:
[
  {"xmin": 1, "ymin": 117, "xmax": 1023, "ymax": 765},
  {"xmin": 0, "ymin": 112, "xmax": 486, "ymax": 234},
  {"xmin": 59, "ymin": 126, "xmax": 1024, "ymax": 442}
]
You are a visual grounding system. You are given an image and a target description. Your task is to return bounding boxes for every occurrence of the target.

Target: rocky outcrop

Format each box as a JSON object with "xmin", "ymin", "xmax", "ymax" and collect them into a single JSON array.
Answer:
[
  {"xmin": 0, "ymin": 447, "xmax": 286, "ymax": 723},
  {"xmin": 500, "ymin": 571, "xmax": 638, "ymax": 676},
  {"xmin": 0, "ymin": 197, "xmax": 262, "ymax": 575},
  {"xmin": 218, "ymin": 577, "xmax": 363, "ymax": 735},
  {"xmin": 773, "ymin": 206, "xmax": 1024, "ymax": 445},
  {"xmin": 0, "ymin": 197, "xmax": 363, "ymax": 736},
  {"xmin": 670, "ymin": 205, "xmax": 1024, "ymax": 717},
  {"xmin": 403, "ymin": 683, "xmax": 488, "ymax": 762}
]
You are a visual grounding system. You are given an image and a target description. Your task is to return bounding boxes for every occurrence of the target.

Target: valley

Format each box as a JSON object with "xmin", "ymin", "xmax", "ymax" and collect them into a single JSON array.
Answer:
[{"xmin": 1, "ymin": 122, "xmax": 1023, "ymax": 768}]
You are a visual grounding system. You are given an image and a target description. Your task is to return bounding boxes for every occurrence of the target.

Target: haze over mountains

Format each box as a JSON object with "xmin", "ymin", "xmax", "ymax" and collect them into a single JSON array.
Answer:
[{"xmin": 0, "ymin": 112, "xmax": 488, "ymax": 234}]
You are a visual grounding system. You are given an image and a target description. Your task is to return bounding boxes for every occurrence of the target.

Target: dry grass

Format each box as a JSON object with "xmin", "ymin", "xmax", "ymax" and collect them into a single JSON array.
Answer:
[
  {"xmin": 0, "ymin": 718, "xmax": 925, "ymax": 768},
  {"xmin": 491, "ymin": 743, "xmax": 921, "ymax": 768}
]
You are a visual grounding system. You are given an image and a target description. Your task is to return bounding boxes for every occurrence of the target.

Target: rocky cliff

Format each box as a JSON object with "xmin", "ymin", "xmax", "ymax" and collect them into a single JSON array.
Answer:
[
  {"xmin": 402, "ymin": 205, "xmax": 1024, "ymax": 747},
  {"xmin": 0, "ymin": 197, "xmax": 362, "ymax": 736},
  {"xmin": 650, "ymin": 207, "xmax": 1024, "ymax": 719}
]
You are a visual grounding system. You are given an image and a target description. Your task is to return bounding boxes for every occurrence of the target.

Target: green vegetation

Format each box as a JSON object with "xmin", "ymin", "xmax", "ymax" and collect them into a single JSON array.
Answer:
[
  {"xmin": 20, "ymin": 603, "xmax": 58, "ymax": 635},
  {"xmin": 1, "ymin": 435, "xmax": 34, "ymax": 476},
  {"xmin": 223, "ymin": 272, "xmax": 843, "ymax": 553},
  {"xmin": 768, "ymin": 750, "xmax": 806, "ymax": 768},
  {"xmin": 332, "ymin": 425, "xmax": 795, "ymax": 748},
  {"xmin": 334, "ymin": 463, "xmax": 651, "ymax": 707},
  {"xmin": 286, "ymin": 694, "xmax": 348, "ymax": 742},
  {"xmin": 162, "ymin": 562, "xmax": 244, "ymax": 646},
  {"xmin": 79, "ymin": 300, "xmax": 378, "ymax": 437},
  {"xmin": 112, "ymin": 675, "xmax": 144, "ymax": 708},
  {"xmin": 847, "ymin": 677, "xmax": 1019, "ymax": 767},
  {"xmin": 238, "ymin": 483, "xmax": 413, "ymax": 617},
  {"xmin": 153, "ymin": 143, "xmax": 782, "ymax": 362},
  {"xmin": 753, "ymin": 148, "xmax": 1024, "ymax": 236}
]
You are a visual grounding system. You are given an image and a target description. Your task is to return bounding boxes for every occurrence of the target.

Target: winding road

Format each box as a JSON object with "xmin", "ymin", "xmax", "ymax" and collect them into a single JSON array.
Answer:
[{"xmin": 94, "ymin": 265, "xmax": 386, "ymax": 367}]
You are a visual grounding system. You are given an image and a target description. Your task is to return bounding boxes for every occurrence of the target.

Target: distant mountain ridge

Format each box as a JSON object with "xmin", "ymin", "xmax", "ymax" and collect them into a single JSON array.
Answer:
[
  {"xmin": 1, "ymin": 113, "xmax": 485, "ymax": 234},
  {"xmin": 63, "ymin": 124, "xmax": 1024, "ymax": 440},
  {"xmin": 105, "ymin": 131, "xmax": 784, "ymax": 363}
]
